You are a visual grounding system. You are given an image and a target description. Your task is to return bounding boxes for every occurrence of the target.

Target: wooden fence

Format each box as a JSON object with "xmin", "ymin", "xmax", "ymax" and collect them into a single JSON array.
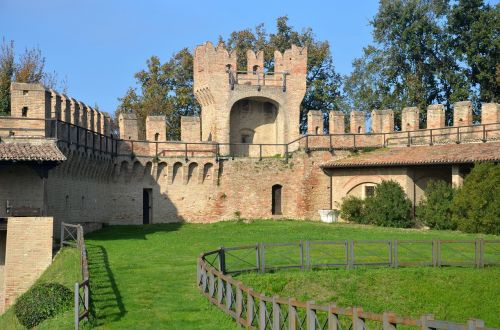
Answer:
[
  {"xmin": 197, "ymin": 239, "xmax": 500, "ymax": 330},
  {"xmin": 60, "ymin": 222, "xmax": 90, "ymax": 330}
]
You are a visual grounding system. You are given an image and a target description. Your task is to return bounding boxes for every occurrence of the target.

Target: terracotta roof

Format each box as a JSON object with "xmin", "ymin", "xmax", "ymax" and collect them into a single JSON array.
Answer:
[
  {"xmin": 321, "ymin": 142, "xmax": 500, "ymax": 168},
  {"xmin": 0, "ymin": 142, "xmax": 66, "ymax": 162}
]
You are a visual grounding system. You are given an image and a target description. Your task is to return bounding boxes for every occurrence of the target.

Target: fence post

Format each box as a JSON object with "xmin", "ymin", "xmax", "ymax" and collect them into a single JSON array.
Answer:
[
  {"xmin": 217, "ymin": 277, "xmax": 224, "ymax": 304},
  {"xmin": 352, "ymin": 307, "xmax": 365, "ymax": 330},
  {"xmin": 225, "ymin": 280, "xmax": 232, "ymax": 312},
  {"xmin": 349, "ymin": 240, "xmax": 355, "ymax": 269},
  {"xmin": 247, "ymin": 290, "xmax": 255, "ymax": 326},
  {"xmin": 74, "ymin": 282, "xmax": 79, "ymax": 330},
  {"xmin": 300, "ymin": 241, "xmax": 305, "ymax": 271},
  {"xmin": 83, "ymin": 282, "xmax": 89, "ymax": 321},
  {"xmin": 420, "ymin": 314, "xmax": 435, "ymax": 330},
  {"xmin": 393, "ymin": 240, "xmax": 398, "ymax": 268},
  {"xmin": 208, "ymin": 272, "xmax": 215, "ymax": 297},
  {"xmin": 429, "ymin": 129, "xmax": 433, "ymax": 145},
  {"xmin": 382, "ymin": 312, "xmax": 397, "ymax": 330},
  {"xmin": 60, "ymin": 222, "xmax": 65, "ymax": 249},
  {"xmin": 467, "ymin": 319, "xmax": 484, "ymax": 330},
  {"xmin": 479, "ymin": 239, "xmax": 484, "ymax": 268},
  {"xmin": 272, "ymin": 296, "xmax": 280, "ymax": 330},
  {"xmin": 184, "ymin": 143, "xmax": 188, "ymax": 162},
  {"xmin": 328, "ymin": 303, "xmax": 339, "ymax": 330},
  {"xmin": 219, "ymin": 247, "xmax": 226, "ymax": 274},
  {"xmin": 261, "ymin": 243, "xmax": 266, "ymax": 273},
  {"xmin": 289, "ymin": 299, "xmax": 297, "ymax": 330},
  {"xmin": 259, "ymin": 294, "xmax": 267, "ymax": 330},
  {"xmin": 306, "ymin": 301, "xmax": 316, "ymax": 330},
  {"xmin": 388, "ymin": 240, "xmax": 393, "ymax": 267},
  {"xmin": 305, "ymin": 241, "xmax": 311, "ymax": 270},
  {"xmin": 259, "ymin": 144, "xmax": 262, "ymax": 161},
  {"xmin": 236, "ymin": 283, "xmax": 243, "ymax": 320},
  {"xmin": 407, "ymin": 131, "xmax": 411, "ymax": 147},
  {"xmin": 482, "ymin": 125, "xmax": 486, "ymax": 142}
]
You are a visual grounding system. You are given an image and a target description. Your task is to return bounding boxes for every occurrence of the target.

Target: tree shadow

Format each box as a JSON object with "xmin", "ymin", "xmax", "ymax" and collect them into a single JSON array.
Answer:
[{"xmin": 87, "ymin": 244, "xmax": 126, "ymax": 325}]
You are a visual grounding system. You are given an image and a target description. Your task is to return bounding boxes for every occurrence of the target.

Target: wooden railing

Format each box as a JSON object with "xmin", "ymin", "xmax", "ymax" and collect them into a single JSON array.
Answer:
[
  {"xmin": 197, "ymin": 239, "xmax": 500, "ymax": 330},
  {"xmin": 60, "ymin": 222, "xmax": 90, "ymax": 330}
]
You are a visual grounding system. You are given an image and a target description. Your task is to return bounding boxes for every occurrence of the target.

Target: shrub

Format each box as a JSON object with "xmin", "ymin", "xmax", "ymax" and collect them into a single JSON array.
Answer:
[
  {"xmin": 339, "ymin": 195, "xmax": 366, "ymax": 223},
  {"xmin": 451, "ymin": 163, "xmax": 500, "ymax": 234},
  {"xmin": 364, "ymin": 180, "xmax": 413, "ymax": 228},
  {"xmin": 14, "ymin": 282, "xmax": 72, "ymax": 328},
  {"xmin": 416, "ymin": 180, "xmax": 456, "ymax": 230}
]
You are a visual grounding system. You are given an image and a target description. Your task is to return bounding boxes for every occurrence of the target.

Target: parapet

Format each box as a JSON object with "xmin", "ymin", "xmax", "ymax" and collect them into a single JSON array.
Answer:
[
  {"xmin": 307, "ymin": 110, "xmax": 323, "ymax": 135},
  {"xmin": 371, "ymin": 109, "xmax": 394, "ymax": 133},
  {"xmin": 181, "ymin": 116, "xmax": 201, "ymax": 142},
  {"xmin": 118, "ymin": 113, "xmax": 138, "ymax": 140},
  {"xmin": 350, "ymin": 111, "xmax": 365, "ymax": 134},
  {"xmin": 402, "ymin": 107, "xmax": 420, "ymax": 131},
  {"xmin": 329, "ymin": 111, "xmax": 345, "ymax": 134},
  {"xmin": 427, "ymin": 104, "xmax": 445, "ymax": 129},
  {"xmin": 453, "ymin": 101, "xmax": 473, "ymax": 126},
  {"xmin": 146, "ymin": 116, "xmax": 167, "ymax": 141}
]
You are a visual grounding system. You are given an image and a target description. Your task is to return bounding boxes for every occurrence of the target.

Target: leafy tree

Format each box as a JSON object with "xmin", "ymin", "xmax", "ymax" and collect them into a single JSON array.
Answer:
[
  {"xmin": 451, "ymin": 163, "xmax": 500, "ymax": 234},
  {"xmin": 345, "ymin": 0, "xmax": 475, "ymax": 126},
  {"xmin": 116, "ymin": 49, "xmax": 199, "ymax": 140},
  {"xmin": 364, "ymin": 180, "xmax": 413, "ymax": 228},
  {"xmin": 448, "ymin": 1, "xmax": 500, "ymax": 102},
  {"xmin": 0, "ymin": 39, "xmax": 14, "ymax": 115},
  {"xmin": 416, "ymin": 180, "xmax": 456, "ymax": 230}
]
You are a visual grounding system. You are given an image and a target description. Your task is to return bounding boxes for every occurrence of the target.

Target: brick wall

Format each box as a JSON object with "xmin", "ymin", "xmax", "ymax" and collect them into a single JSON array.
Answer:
[{"xmin": 1, "ymin": 217, "xmax": 53, "ymax": 311}]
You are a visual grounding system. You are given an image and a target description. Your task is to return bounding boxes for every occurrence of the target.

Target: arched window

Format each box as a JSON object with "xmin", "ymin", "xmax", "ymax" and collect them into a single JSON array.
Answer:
[
  {"xmin": 272, "ymin": 184, "xmax": 282, "ymax": 215},
  {"xmin": 315, "ymin": 126, "xmax": 319, "ymax": 135},
  {"xmin": 203, "ymin": 163, "xmax": 213, "ymax": 183},
  {"xmin": 357, "ymin": 126, "xmax": 362, "ymax": 134},
  {"xmin": 252, "ymin": 65, "xmax": 259, "ymax": 74}
]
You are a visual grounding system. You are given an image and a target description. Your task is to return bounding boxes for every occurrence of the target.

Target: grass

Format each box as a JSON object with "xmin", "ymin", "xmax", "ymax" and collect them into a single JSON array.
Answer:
[{"xmin": 1, "ymin": 220, "xmax": 498, "ymax": 329}]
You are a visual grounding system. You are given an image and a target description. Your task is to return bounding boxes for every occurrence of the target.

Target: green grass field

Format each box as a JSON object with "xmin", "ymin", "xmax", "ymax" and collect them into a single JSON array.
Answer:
[{"xmin": 1, "ymin": 220, "xmax": 498, "ymax": 329}]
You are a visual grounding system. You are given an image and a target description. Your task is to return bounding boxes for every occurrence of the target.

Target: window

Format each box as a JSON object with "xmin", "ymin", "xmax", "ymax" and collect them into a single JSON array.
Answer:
[
  {"xmin": 241, "ymin": 134, "xmax": 250, "ymax": 143},
  {"xmin": 22, "ymin": 107, "xmax": 28, "ymax": 117},
  {"xmin": 23, "ymin": 90, "xmax": 28, "ymax": 95},
  {"xmin": 364, "ymin": 186, "xmax": 375, "ymax": 198},
  {"xmin": 154, "ymin": 133, "xmax": 160, "ymax": 141},
  {"xmin": 252, "ymin": 65, "xmax": 259, "ymax": 74},
  {"xmin": 357, "ymin": 126, "xmax": 362, "ymax": 134}
]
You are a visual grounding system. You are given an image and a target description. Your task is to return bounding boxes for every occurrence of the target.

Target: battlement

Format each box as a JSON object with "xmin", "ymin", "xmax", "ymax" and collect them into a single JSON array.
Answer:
[{"xmin": 4, "ymin": 82, "xmax": 111, "ymax": 138}]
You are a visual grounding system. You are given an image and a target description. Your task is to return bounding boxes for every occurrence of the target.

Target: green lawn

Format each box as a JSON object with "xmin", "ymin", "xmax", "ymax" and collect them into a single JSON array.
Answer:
[{"xmin": 1, "ymin": 220, "xmax": 498, "ymax": 329}]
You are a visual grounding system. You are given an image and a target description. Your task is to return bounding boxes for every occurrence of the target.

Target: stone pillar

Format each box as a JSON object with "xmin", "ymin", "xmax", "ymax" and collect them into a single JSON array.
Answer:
[
  {"xmin": 402, "ymin": 107, "xmax": 420, "ymax": 131},
  {"xmin": 453, "ymin": 101, "xmax": 473, "ymax": 126},
  {"xmin": 426, "ymin": 104, "xmax": 445, "ymax": 129},
  {"xmin": 78, "ymin": 102, "xmax": 88, "ymax": 129},
  {"xmin": 50, "ymin": 90, "xmax": 61, "ymax": 120},
  {"xmin": 328, "ymin": 111, "xmax": 345, "ymax": 134},
  {"xmin": 70, "ymin": 98, "xmax": 79, "ymax": 126},
  {"xmin": 60, "ymin": 94, "xmax": 71, "ymax": 123},
  {"xmin": 307, "ymin": 110, "xmax": 323, "ymax": 135},
  {"xmin": 118, "ymin": 113, "xmax": 138, "ymax": 140},
  {"xmin": 452, "ymin": 165, "xmax": 464, "ymax": 187},
  {"xmin": 146, "ymin": 115, "xmax": 167, "ymax": 141},
  {"xmin": 371, "ymin": 109, "xmax": 394, "ymax": 133},
  {"xmin": 181, "ymin": 116, "xmax": 201, "ymax": 142},
  {"xmin": 350, "ymin": 111, "xmax": 365, "ymax": 134}
]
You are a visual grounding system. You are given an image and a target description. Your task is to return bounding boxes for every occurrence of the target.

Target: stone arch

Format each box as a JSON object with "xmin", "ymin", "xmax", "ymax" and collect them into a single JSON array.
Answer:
[
  {"xmin": 187, "ymin": 162, "xmax": 199, "ymax": 184},
  {"xmin": 342, "ymin": 175, "xmax": 384, "ymax": 198},
  {"xmin": 172, "ymin": 162, "xmax": 183, "ymax": 184},
  {"xmin": 157, "ymin": 162, "xmax": 168, "ymax": 181},
  {"xmin": 143, "ymin": 161, "xmax": 153, "ymax": 180},
  {"xmin": 119, "ymin": 160, "xmax": 130, "ymax": 177},
  {"xmin": 203, "ymin": 163, "xmax": 214, "ymax": 183},
  {"xmin": 229, "ymin": 96, "xmax": 283, "ymax": 156}
]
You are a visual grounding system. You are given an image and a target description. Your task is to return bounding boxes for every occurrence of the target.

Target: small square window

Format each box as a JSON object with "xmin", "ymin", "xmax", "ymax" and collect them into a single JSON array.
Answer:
[
  {"xmin": 21, "ymin": 107, "xmax": 28, "ymax": 117},
  {"xmin": 22, "ymin": 90, "xmax": 28, "ymax": 95},
  {"xmin": 365, "ymin": 186, "xmax": 375, "ymax": 197}
]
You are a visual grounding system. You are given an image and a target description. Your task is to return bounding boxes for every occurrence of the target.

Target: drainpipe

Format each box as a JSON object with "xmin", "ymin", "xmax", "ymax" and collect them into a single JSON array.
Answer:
[
  {"xmin": 329, "ymin": 172, "xmax": 333, "ymax": 210},
  {"xmin": 412, "ymin": 168, "xmax": 416, "ymax": 219}
]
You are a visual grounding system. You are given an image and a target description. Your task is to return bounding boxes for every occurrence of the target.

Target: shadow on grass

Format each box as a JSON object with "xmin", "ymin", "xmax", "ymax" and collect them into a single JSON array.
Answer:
[
  {"xmin": 87, "ymin": 244, "xmax": 126, "ymax": 326},
  {"xmin": 87, "ymin": 222, "xmax": 184, "ymax": 241}
]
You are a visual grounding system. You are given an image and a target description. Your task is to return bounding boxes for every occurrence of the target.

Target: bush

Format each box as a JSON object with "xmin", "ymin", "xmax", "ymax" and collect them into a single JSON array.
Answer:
[
  {"xmin": 451, "ymin": 163, "xmax": 500, "ymax": 234},
  {"xmin": 339, "ymin": 195, "xmax": 366, "ymax": 223},
  {"xmin": 416, "ymin": 180, "xmax": 456, "ymax": 230},
  {"xmin": 364, "ymin": 180, "xmax": 413, "ymax": 228},
  {"xmin": 14, "ymin": 282, "xmax": 72, "ymax": 328}
]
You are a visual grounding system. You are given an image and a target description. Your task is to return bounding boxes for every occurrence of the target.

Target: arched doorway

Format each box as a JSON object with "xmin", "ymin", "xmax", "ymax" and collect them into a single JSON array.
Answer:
[
  {"xmin": 272, "ymin": 184, "xmax": 282, "ymax": 215},
  {"xmin": 230, "ymin": 97, "xmax": 279, "ymax": 157}
]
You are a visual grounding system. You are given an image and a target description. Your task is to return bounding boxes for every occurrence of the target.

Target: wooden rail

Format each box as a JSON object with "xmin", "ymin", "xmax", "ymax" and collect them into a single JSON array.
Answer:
[
  {"xmin": 60, "ymin": 222, "xmax": 90, "ymax": 330},
  {"xmin": 197, "ymin": 239, "xmax": 500, "ymax": 330}
]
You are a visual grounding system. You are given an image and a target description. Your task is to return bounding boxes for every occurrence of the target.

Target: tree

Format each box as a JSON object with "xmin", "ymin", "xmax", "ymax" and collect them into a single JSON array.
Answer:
[
  {"xmin": 448, "ymin": 0, "xmax": 500, "ymax": 102},
  {"xmin": 451, "ymin": 163, "xmax": 500, "ymax": 234},
  {"xmin": 345, "ymin": 0, "xmax": 474, "ymax": 126},
  {"xmin": 0, "ymin": 39, "xmax": 15, "ymax": 115},
  {"xmin": 416, "ymin": 180, "xmax": 456, "ymax": 230},
  {"xmin": 116, "ymin": 49, "xmax": 199, "ymax": 140}
]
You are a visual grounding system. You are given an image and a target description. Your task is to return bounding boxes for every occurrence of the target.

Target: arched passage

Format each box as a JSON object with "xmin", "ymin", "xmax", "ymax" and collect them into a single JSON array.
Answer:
[{"xmin": 230, "ymin": 97, "xmax": 280, "ymax": 156}]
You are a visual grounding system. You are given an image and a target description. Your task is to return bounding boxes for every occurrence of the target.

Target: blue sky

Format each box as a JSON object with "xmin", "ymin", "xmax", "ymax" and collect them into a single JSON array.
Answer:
[{"xmin": 0, "ymin": 1, "xmax": 381, "ymax": 114}]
